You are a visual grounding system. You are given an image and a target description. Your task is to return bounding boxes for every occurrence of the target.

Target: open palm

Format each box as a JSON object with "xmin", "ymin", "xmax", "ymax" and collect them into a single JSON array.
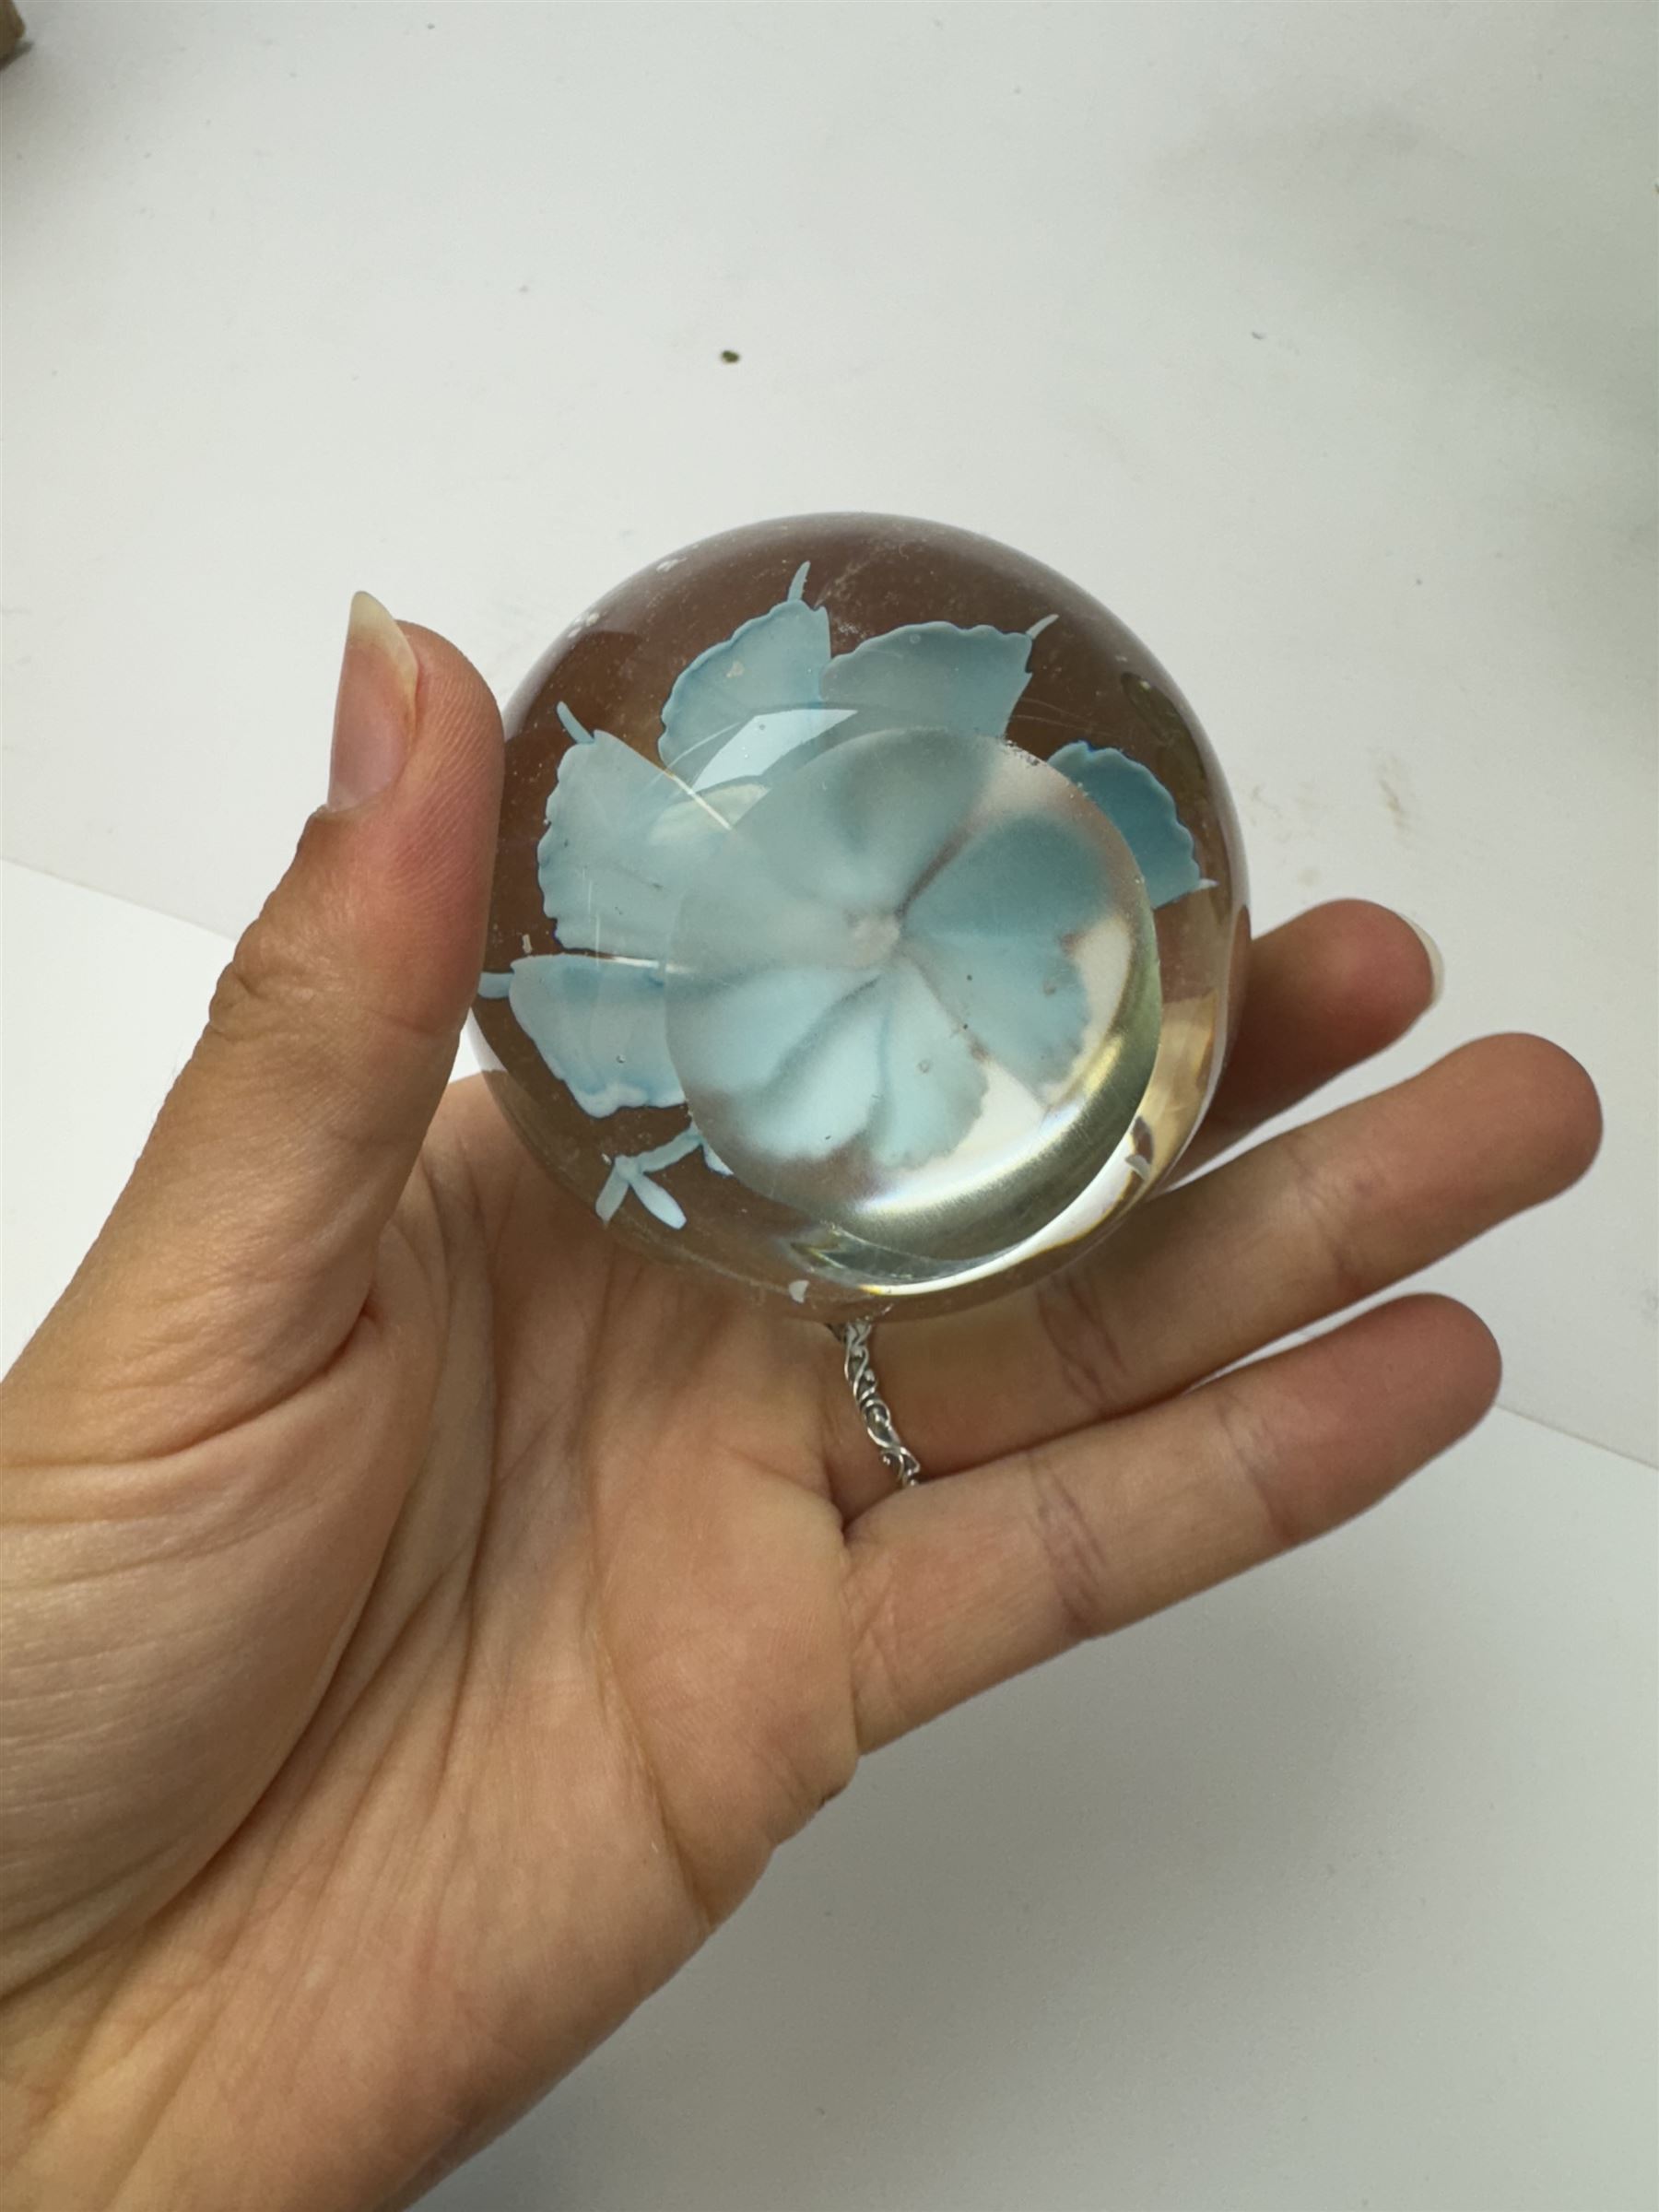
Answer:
[{"xmin": 0, "ymin": 619, "xmax": 1598, "ymax": 2212}]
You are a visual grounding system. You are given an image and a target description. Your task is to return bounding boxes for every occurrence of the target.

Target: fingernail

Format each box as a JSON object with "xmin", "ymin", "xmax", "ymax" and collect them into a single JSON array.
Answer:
[
  {"xmin": 1401, "ymin": 916, "xmax": 1445, "ymax": 1008},
  {"xmin": 326, "ymin": 592, "xmax": 418, "ymax": 812}
]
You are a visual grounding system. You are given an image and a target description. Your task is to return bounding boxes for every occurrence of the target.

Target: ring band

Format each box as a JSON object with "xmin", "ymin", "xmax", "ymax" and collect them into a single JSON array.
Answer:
[{"xmin": 833, "ymin": 1320, "xmax": 923, "ymax": 1490}]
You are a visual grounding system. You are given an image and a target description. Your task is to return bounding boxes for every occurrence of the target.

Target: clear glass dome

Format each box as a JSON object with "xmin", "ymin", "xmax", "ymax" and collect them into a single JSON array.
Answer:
[{"xmin": 471, "ymin": 512, "xmax": 1248, "ymax": 1320}]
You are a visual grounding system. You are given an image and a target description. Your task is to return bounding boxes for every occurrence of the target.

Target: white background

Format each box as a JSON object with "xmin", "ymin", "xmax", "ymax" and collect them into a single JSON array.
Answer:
[{"xmin": 2, "ymin": 6, "xmax": 1654, "ymax": 2209}]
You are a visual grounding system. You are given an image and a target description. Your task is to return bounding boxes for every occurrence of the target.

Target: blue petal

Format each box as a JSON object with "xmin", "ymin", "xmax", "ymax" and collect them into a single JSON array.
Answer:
[
  {"xmin": 907, "ymin": 810, "xmax": 1112, "ymax": 945},
  {"xmin": 620, "ymin": 1165, "xmax": 687, "ymax": 1230},
  {"xmin": 755, "ymin": 725, "xmax": 989, "ymax": 923},
  {"xmin": 505, "ymin": 954, "xmax": 683, "ymax": 1118},
  {"xmin": 865, "ymin": 962, "xmax": 985, "ymax": 1170},
  {"xmin": 664, "ymin": 728, "xmax": 992, "ymax": 989},
  {"xmin": 595, "ymin": 1164, "xmax": 630, "ymax": 1222},
  {"xmin": 631, "ymin": 1125, "xmax": 706, "ymax": 1175},
  {"xmin": 667, "ymin": 965, "xmax": 882, "ymax": 1099},
  {"xmin": 536, "ymin": 732, "xmax": 758, "ymax": 959},
  {"xmin": 666, "ymin": 840, "xmax": 864, "ymax": 985},
  {"xmin": 686, "ymin": 706, "xmax": 856, "ymax": 792},
  {"xmin": 595, "ymin": 1145, "xmax": 693, "ymax": 1228},
  {"xmin": 904, "ymin": 814, "xmax": 1109, "ymax": 1088},
  {"xmin": 727, "ymin": 973, "xmax": 893, "ymax": 1163},
  {"xmin": 658, "ymin": 593, "xmax": 833, "ymax": 784},
  {"xmin": 1049, "ymin": 743, "xmax": 1204, "ymax": 908},
  {"xmin": 907, "ymin": 935, "xmax": 1089, "ymax": 1092},
  {"xmin": 818, "ymin": 621, "xmax": 1036, "ymax": 745}
]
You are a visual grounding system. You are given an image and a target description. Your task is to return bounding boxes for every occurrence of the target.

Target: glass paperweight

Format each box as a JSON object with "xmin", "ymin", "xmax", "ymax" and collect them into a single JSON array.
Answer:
[{"xmin": 472, "ymin": 513, "xmax": 1247, "ymax": 1321}]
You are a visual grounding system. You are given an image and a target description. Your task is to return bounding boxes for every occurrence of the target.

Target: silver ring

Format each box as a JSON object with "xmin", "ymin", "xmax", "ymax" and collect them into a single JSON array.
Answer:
[{"xmin": 833, "ymin": 1319, "xmax": 922, "ymax": 1489}]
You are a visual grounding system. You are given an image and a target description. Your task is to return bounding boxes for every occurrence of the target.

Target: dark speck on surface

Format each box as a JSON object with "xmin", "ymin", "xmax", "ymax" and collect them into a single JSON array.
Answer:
[{"xmin": 720, "ymin": 348, "xmax": 740, "ymax": 364}]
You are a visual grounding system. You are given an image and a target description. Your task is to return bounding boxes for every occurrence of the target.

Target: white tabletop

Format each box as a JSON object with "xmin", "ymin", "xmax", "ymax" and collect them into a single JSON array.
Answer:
[{"xmin": 3, "ymin": 6, "xmax": 1654, "ymax": 2207}]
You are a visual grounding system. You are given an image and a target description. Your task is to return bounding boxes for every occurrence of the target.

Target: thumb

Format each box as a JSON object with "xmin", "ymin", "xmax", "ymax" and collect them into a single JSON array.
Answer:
[{"xmin": 7, "ymin": 594, "xmax": 504, "ymax": 1457}]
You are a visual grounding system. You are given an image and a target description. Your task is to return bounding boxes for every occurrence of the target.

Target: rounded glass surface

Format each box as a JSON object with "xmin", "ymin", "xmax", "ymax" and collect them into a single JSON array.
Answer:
[
  {"xmin": 665, "ymin": 729, "xmax": 1161, "ymax": 1261},
  {"xmin": 472, "ymin": 512, "xmax": 1248, "ymax": 1321}
]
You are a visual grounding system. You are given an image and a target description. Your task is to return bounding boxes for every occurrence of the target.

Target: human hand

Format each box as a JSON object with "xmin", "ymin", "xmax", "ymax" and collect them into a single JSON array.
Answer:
[{"xmin": 0, "ymin": 600, "xmax": 1600, "ymax": 2210}]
